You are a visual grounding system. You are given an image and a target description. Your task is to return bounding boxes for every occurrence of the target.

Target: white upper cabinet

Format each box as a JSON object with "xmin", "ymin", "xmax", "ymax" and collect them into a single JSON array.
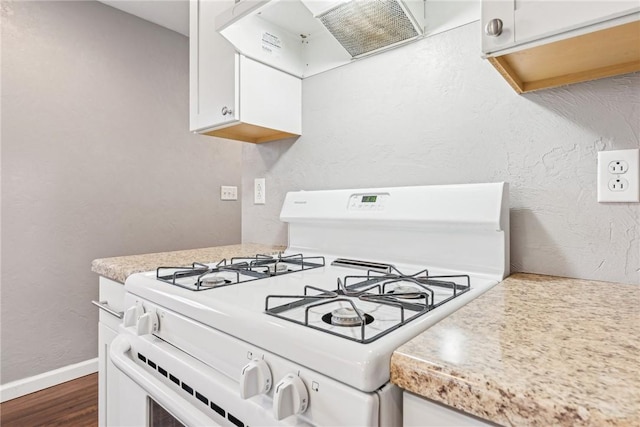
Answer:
[
  {"xmin": 481, "ymin": 0, "xmax": 640, "ymax": 93},
  {"xmin": 190, "ymin": 0, "xmax": 302, "ymax": 143},
  {"xmin": 482, "ymin": 0, "xmax": 639, "ymax": 54}
]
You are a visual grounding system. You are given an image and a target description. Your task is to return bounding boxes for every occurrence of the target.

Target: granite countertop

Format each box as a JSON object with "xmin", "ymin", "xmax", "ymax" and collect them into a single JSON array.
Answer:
[
  {"xmin": 391, "ymin": 273, "xmax": 640, "ymax": 427},
  {"xmin": 91, "ymin": 243, "xmax": 286, "ymax": 283}
]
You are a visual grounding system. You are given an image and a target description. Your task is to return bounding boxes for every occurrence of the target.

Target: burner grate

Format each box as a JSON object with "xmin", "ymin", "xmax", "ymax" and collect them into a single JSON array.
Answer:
[
  {"xmin": 156, "ymin": 254, "xmax": 325, "ymax": 291},
  {"xmin": 264, "ymin": 264, "xmax": 470, "ymax": 343}
]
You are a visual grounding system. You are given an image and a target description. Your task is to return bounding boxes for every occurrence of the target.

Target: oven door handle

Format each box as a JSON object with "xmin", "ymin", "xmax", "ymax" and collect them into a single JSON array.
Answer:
[{"xmin": 110, "ymin": 334, "xmax": 214, "ymax": 427}]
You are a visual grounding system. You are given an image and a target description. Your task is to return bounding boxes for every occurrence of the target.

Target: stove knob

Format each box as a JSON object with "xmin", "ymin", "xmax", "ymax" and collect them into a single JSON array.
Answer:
[
  {"xmin": 123, "ymin": 303, "xmax": 144, "ymax": 328},
  {"xmin": 239, "ymin": 359, "xmax": 272, "ymax": 399},
  {"xmin": 135, "ymin": 310, "xmax": 159, "ymax": 336},
  {"xmin": 273, "ymin": 374, "xmax": 308, "ymax": 420}
]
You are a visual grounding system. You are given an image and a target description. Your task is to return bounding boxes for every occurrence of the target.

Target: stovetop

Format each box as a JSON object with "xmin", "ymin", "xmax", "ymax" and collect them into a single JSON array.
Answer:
[
  {"xmin": 124, "ymin": 252, "xmax": 498, "ymax": 391},
  {"xmin": 149, "ymin": 253, "xmax": 472, "ymax": 344}
]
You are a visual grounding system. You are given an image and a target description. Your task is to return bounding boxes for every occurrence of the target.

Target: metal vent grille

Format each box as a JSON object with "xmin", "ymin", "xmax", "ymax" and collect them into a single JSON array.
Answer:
[{"xmin": 318, "ymin": 0, "xmax": 420, "ymax": 58}]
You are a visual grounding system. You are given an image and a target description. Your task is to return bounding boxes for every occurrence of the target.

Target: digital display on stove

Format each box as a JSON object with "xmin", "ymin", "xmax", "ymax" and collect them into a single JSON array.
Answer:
[{"xmin": 361, "ymin": 195, "xmax": 377, "ymax": 203}]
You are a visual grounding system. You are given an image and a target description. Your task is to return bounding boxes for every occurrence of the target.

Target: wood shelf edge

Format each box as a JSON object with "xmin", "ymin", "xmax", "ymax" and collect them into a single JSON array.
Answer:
[
  {"xmin": 203, "ymin": 122, "xmax": 300, "ymax": 144},
  {"xmin": 522, "ymin": 60, "xmax": 640, "ymax": 93},
  {"xmin": 488, "ymin": 57, "xmax": 524, "ymax": 94},
  {"xmin": 487, "ymin": 19, "xmax": 640, "ymax": 94}
]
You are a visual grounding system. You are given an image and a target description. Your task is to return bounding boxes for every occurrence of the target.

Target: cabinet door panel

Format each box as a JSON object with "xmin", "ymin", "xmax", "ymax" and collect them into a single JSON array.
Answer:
[
  {"xmin": 514, "ymin": 0, "xmax": 639, "ymax": 43},
  {"xmin": 481, "ymin": 0, "xmax": 516, "ymax": 54},
  {"xmin": 190, "ymin": 0, "xmax": 237, "ymax": 132},
  {"xmin": 239, "ymin": 55, "xmax": 301, "ymax": 134},
  {"xmin": 403, "ymin": 392, "xmax": 494, "ymax": 427},
  {"xmin": 98, "ymin": 323, "xmax": 119, "ymax": 427},
  {"xmin": 98, "ymin": 277, "xmax": 125, "ymax": 331}
]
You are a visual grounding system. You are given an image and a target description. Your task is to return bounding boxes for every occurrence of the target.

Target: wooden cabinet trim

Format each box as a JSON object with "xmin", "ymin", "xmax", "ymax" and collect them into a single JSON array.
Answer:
[{"xmin": 489, "ymin": 20, "xmax": 640, "ymax": 93}]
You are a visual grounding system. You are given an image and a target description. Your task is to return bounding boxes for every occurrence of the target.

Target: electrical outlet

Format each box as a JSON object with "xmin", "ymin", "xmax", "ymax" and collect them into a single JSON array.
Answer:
[
  {"xmin": 254, "ymin": 178, "xmax": 266, "ymax": 205},
  {"xmin": 608, "ymin": 178, "xmax": 629, "ymax": 191},
  {"xmin": 608, "ymin": 160, "xmax": 629, "ymax": 174},
  {"xmin": 220, "ymin": 186, "xmax": 238, "ymax": 201},
  {"xmin": 597, "ymin": 149, "xmax": 639, "ymax": 203}
]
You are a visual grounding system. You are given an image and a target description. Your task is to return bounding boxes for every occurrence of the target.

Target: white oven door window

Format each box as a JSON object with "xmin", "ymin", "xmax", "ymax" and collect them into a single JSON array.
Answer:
[{"xmin": 149, "ymin": 397, "xmax": 186, "ymax": 427}]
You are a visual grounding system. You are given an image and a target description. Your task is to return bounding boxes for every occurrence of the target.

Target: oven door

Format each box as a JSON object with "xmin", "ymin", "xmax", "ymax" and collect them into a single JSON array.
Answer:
[
  {"xmin": 109, "ymin": 334, "xmax": 217, "ymax": 427},
  {"xmin": 109, "ymin": 332, "xmax": 280, "ymax": 427}
]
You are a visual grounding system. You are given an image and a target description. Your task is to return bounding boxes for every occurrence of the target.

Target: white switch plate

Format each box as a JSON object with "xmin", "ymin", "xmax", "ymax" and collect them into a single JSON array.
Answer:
[
  {"xmin": 597, "ymin": 149, "xmax": 639, "ymax": 203},
  {"xmin": 254, "ymin": 178, "xmax": 266, "ymax": 205},
  {"xmin": 220, "ymin": 186, "xmax": 238, "ymax": 201}
]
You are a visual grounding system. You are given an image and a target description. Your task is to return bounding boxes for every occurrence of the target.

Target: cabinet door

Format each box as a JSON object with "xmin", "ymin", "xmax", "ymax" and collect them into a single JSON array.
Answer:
[
  {"xmin": 514, "ymin": 0, "xmax": 639, "ymax": 43},
  {"xmin": 403, "ymin": 392, "xmax": 494, "ymax": 427},
  {"xmin": 190, "ymin": 0, "xmax": 238, "ymax": 132},
  {"xmin": 482, "ymin": 0, "xmax": 516, "ymax": 54},
  {"xmin": 98, "ymin": 277, "xmax": 125, "ymax": 331},
  {"xmin": 98, "ymin": 323, "xmax": 119, "ymax": 427},
  {"xmin": 239, "ymin": 54, "xmax": 302, "ymax": 135}
]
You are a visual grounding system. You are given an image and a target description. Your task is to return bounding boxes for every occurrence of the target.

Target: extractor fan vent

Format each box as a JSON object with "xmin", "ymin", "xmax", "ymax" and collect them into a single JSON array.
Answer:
[{"xmin": 318, "ymin": 0, "xmax": 421, "ymax": 58}]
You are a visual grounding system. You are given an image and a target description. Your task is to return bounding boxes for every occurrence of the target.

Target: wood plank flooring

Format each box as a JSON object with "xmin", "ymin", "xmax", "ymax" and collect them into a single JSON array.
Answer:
[{"xmin": 0, "ymin": 373, "xmax": 98, "ymax": 427}]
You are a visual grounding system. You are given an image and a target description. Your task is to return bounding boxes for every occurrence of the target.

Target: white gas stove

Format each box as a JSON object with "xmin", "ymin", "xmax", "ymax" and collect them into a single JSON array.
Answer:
[{"xmin": 109, "ymin": 183, "xmax": 509, "ymax": 427}]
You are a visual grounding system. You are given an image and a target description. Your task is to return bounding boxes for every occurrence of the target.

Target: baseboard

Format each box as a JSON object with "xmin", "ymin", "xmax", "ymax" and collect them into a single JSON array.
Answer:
[{"xmin": 0, "ymin": 358, "xmax": 98, "ymax": 403}]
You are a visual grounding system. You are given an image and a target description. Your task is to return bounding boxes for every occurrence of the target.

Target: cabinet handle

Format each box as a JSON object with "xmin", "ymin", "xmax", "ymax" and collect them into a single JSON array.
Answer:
[
  {"xmin": 485, "ymin": 19, "xmax": 503, "ymax": 37},
  {"xmin": 221, "ymin": 106, "xmax": 233, "ymax": 116},
  {"xmin": 92, "ymin": 300, "xmax": 123, "ymax": 319}
]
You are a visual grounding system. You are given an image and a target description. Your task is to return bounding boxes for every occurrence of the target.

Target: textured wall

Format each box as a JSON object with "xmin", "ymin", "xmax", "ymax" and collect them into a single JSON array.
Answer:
[
  {"xmin": 242, "ymin": 22, "xmax": 640, "ymax": 285},
  {"xmin": 1, "ymin": 0, "xmax": 242, "ymax": 384}
]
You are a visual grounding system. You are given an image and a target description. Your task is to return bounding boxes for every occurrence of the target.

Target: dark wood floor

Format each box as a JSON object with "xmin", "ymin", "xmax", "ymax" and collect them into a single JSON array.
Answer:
[{"xmin": 0, "ymin": 373, "xmax": 98, "ymax": 427}]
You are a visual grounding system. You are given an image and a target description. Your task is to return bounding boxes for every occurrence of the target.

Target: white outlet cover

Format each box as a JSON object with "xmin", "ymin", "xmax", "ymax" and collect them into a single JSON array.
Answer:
[
  {"xmin": 254, "ymin": 178, "xmax": 266, "ymax": 205},
  {"xmin": 597, "ymin": 149, "xmax": 639, "ymax": 203},
  {"xmin": 220, "ymin": 185, "xmax": 238, "ymax": 201}
]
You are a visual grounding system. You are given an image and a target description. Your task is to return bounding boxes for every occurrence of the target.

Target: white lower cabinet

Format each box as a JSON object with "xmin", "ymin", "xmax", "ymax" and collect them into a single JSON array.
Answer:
[
  {"xmin": 98, "ymin": 323, "xmax": 120, "ymax": 427},
  {"xmin": 403, "ymin": 392, "xmax": 495, "ymax": 427},
  {"xmin": 95, "ymin": 277, "xmax": 125, "ymax": 427}
]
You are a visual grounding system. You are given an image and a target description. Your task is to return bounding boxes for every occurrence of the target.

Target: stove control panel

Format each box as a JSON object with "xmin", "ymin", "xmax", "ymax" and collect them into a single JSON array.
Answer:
[{"xmin": 347, "ymin": 193, "xmax": 388, "ymax": 211}]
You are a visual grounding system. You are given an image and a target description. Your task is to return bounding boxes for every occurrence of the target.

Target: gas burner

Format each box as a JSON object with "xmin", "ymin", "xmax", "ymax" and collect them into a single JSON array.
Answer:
[
  {"xmin": 386, "ymin": 284, "xmax": 425, "ymax": 299},
  {"xmin": 231, "ymin": 253, "xmax": 325, "ymax": 276},
  {"xmin": 156, "ymin": 261, "xmax": 256, "ymax": 291},
  {"xmin": 323, "ymin": 307, "xmax": 374, "ymax": 327},
  {"xmin": 200, "ymin": 276, "xmax": 228, "ymax": 288},
  {"xmin": 156, "ymin": 254, "xmax": 326, "ymax": 291},
  {"xmin": 267, "ymin": 262, "xmax": 289, "ymax": 274},
  {"xmin": 343, "ymin": 265, "xmax": 472, "ymax": 302}
]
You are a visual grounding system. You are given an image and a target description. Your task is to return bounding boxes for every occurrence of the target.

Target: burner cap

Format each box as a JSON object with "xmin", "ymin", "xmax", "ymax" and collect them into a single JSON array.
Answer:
[
  {"xmin": 388, "ymin": 284, "xmax": 424, "ymax": 299},
  {"xmin": 392, "ymin": 284, "xmax": 418, "ymax": 293},
  {"xmin": 268, "ymin": 262, "xmax": 288, "ymax": 274},
  {"xmin": 331, "ymin": 307, "xmax": 366, "ymax": 326},
  {"xmin": 200, "ymin": 276, "xmax": 227, "ymax": 287}
]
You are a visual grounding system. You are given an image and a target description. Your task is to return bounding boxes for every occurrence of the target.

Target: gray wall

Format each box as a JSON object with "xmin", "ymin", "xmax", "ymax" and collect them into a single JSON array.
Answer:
[
  {"xmin": 1, "ymin": 0, "xmax": 242, "ymax": 384},
  {"xmin": 242, "ymin": 22, "xmax": 640, "ymax": 285}
]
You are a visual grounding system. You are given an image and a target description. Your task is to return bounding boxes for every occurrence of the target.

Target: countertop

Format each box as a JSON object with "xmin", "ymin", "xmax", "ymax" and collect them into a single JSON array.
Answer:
[
  {"xmin": 391, "ymin": 273, "xmax": 640, "ymax": 427},
  {"xmin": 91, "ymin": 243, "xmax": 286, "ymax": 283}
]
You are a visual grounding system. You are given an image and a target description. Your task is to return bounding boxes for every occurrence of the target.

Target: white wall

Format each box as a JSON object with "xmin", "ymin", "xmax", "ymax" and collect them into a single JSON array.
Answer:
[
  {"xmin": 1, "ymin": 0, "xmax": 243, "ymax": 384},
  {"xmin": 242, "ymin": 22, "xmax": 640, "ymax": 285}
]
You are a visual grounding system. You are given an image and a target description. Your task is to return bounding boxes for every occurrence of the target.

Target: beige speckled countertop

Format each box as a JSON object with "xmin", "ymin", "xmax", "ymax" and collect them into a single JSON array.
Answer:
[
  {"xmin": 91, "ymin": 243, "xmax": 286, "ymax": 283},
  {"xmin": 391, "ymin": 273, "xmax": 640, "ymax": 427}
]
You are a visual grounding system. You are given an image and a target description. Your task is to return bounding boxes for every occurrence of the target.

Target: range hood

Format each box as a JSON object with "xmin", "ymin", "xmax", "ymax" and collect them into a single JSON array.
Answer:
[{"xmin": 216, "ymin": 0, "xmax": 426, "ymax": 78}]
